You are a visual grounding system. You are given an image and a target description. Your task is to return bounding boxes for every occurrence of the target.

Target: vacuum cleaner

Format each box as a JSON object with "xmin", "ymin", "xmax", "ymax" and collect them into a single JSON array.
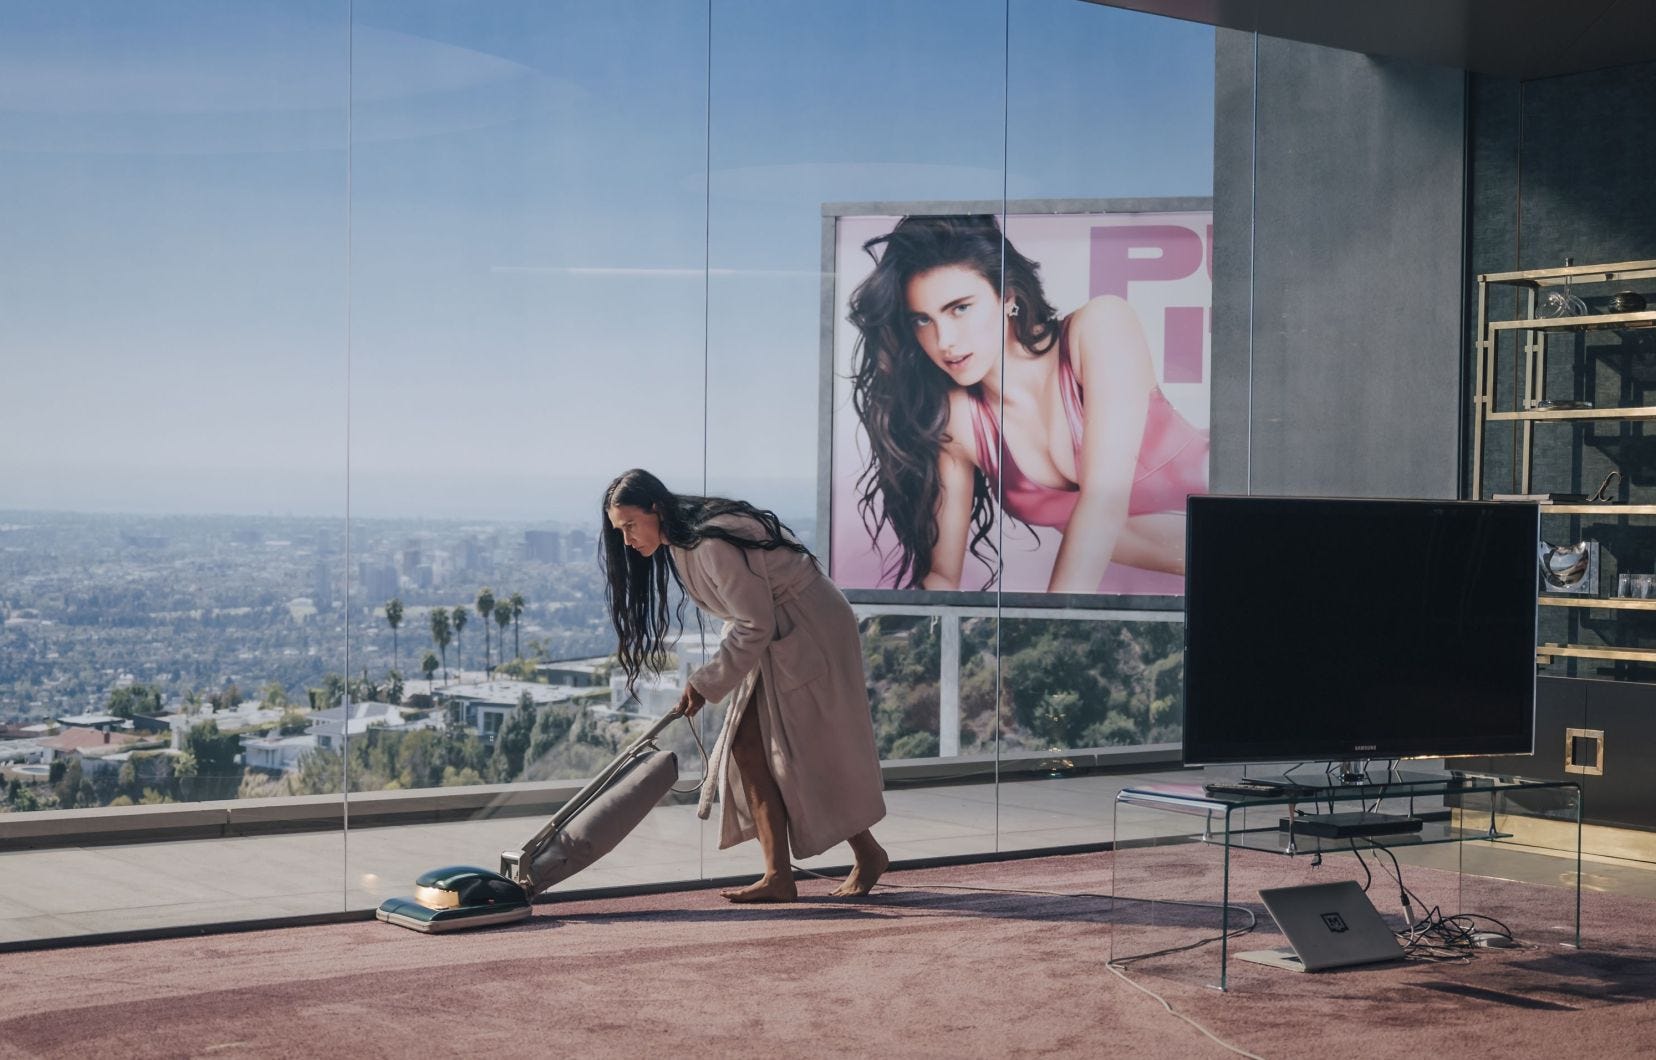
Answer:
[{"xmin": 376, "ymin": 707, "xmax": 689, "ymax": 933}]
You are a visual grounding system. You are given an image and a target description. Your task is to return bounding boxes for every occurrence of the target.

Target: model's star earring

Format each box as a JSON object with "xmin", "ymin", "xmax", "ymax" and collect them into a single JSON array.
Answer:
[{"xmin": 1005, "ymin": 302, "xmax": 1020, "ymax": 318}]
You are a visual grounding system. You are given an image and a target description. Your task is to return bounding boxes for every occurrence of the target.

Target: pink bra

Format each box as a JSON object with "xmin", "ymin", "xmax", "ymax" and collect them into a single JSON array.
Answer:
[{"xmin": 966, "ymin": 318, "xmax": 1209, "ymax": 529}]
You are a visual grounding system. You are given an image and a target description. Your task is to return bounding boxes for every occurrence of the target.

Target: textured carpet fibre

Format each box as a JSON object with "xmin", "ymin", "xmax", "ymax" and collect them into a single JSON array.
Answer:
[{"xmin": 3, "ymin": 850, "xmax": 1654, "ymax": 1059}]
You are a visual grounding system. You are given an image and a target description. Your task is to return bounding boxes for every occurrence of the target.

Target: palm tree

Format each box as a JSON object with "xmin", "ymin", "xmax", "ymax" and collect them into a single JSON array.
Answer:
[
  {"xmin": 508, "ymin": 592, "xmax": 525, "ymax": 662},
  {"xmin": 421, "ymin": 651, "xmax": 439, "ymax": 685},
  {"xmin": 451, "ymin": 606, "xmax": 468, "ymax": 679},
  {"xmin": 476, "ymin": 587, "xmax": 496, "ymax": 674},
  {"xmin": 493, "ymin": 601, "xmax": 512, "ymax": 671},
  {"xmin": 385, "ymin": 598, "xmax": 404, "ymax": 674},
  {"xmin": 429, "ymin": 607, "xmax": 452, "ymax": 684}
]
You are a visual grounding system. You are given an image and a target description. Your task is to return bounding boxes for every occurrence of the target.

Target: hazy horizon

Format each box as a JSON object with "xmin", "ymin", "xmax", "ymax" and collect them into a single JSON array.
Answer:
[{"xmin": 0, "ymin": 470, "xmax": 820, "ymax": 524}]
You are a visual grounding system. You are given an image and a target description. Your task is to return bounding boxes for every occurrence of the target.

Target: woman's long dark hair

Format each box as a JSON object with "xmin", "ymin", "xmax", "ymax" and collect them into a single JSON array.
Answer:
[
  {"xmin": 601, "ymin": 468, "xmax": 813, "ymax": 692},
  {"xmin": 847, "ymin": 214, "xmax": 1059, "ymax": 589}
]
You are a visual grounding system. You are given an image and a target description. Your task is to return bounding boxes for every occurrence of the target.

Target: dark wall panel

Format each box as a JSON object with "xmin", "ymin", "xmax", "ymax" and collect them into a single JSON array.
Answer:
[
  {"xmin": 1470, "ymin": 676, "xmax": 1656, "ymax": 831},
  {"xmin": 1471, "ymin": 62, "xmax": 1656, "ymax": 682},
  {"xmin": 1507, "ymin": 64, "xmax": 1656, "ymax": 271},
  {"xmin": 1472, "ymin": 62, "xmax": 1656, "ymax": 507}
]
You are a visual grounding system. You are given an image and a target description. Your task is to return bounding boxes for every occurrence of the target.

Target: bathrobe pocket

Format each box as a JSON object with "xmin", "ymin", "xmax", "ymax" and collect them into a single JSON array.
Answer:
[{"xmin": 769, "ymin": 624, "xmax": 829, "ymax": 693}]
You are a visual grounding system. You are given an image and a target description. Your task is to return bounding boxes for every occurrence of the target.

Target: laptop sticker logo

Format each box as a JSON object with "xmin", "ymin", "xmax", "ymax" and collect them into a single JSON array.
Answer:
[{"xmin": 1320, "ymin": 912, "xmax": 1349, "ymax": 933}]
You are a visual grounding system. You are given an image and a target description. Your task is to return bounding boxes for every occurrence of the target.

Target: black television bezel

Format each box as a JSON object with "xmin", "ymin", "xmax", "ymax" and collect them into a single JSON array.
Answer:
[{"xmin": 1180, "ymin": 495, "xmax": 1539, "ymax": 766}]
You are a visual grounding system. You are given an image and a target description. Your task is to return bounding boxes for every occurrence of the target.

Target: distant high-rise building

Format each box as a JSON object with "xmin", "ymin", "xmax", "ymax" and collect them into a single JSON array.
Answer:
[
  {"xmin": 457, "ymin": 537, "xmax": 482, "ymax": 571},
  {"xmin": 358, "ymin": 560, "xmax": 398, "ymax": 603},
  {"xmin": 312, "ymin": 558, "xmax": 334, "ymax": 609},
  {"xmin": 399, "ymin": 545, "xmax": 422, "ymax": 576},
  {"xmin": 524, "ymin": 530, "xmax": 563, "ymax": 564},
  {"xmin": 566, "ymin": 528, "xmax": 593, "ymax": 564},
  {"xmin": 429, "ymin": 549, "xmax": 452, "ymax": 585}
]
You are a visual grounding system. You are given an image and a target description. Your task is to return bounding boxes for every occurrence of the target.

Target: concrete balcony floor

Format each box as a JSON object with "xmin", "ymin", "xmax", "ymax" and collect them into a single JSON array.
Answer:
[{"xmin": 3, "ymin": 768, "xmax": 1652, "ymax": 948}]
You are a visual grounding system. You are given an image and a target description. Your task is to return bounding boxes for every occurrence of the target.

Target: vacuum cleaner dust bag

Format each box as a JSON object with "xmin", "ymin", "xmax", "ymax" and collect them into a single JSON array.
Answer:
[{"xmin": 528, "ymin": 748, "xmax": 679, "ymax": 893}]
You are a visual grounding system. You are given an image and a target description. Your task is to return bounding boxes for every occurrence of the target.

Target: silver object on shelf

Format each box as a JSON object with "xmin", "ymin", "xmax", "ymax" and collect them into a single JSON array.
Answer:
[{"xmin": 1540, "ymin": 539, "xmax": 1600, "ymax": 595}]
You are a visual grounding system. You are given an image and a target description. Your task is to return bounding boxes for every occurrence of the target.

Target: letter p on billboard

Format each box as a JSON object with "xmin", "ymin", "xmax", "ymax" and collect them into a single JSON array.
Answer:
[{"xmin": 1090, "ymin": 222, "xmax": 1208, "ymax": 385}]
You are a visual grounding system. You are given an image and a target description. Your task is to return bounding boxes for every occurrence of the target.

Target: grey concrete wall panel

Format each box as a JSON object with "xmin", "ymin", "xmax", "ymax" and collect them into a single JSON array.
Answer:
[
  {"xmin": 1215, "ymin": 33, "xmax": 1467, "ymax": 499},
  {"xmin": 1210, "ymin": 28, "xmax": 1256, "ymax": 496}
]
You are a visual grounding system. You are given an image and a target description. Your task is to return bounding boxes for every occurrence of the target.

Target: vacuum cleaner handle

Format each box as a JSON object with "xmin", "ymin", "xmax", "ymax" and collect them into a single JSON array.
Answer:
[{"xmin": 506, "ymin": 706, "xmax": 688, "ymax": 885}]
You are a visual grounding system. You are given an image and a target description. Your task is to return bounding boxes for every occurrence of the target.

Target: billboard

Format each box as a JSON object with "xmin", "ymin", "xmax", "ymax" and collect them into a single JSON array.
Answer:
[{"xmin": 823, "ymin": 201, "xmax": 1212, "ymax": 599}]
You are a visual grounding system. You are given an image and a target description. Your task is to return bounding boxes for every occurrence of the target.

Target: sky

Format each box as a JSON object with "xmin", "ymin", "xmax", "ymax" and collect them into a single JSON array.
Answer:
[{"xmin": 0, "ymin": 0, "xmax": 1214, "ymax": 522}]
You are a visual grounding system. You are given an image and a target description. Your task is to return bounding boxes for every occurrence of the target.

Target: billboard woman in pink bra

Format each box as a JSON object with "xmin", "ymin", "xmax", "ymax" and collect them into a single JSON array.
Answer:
[{"xmin": 848, "ymin": 214, "xmax": 1208, "ymax": 593}]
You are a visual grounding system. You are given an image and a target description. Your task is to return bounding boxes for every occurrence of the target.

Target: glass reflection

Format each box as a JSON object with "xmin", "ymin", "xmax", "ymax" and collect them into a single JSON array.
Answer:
[
  {"xmin": 343, "ymin": 0, "xmax": 711, "ymax": 909},
  {"xmin": 993, "ymin": 0, "xmax": 1212, "ymax": 848},
  {"xmin": 706, "ymin": 0, "xmax": 1008, "ymax": 873},
  {"xmin": 0, "ymin": 0, "xmax": 350, "ymax": 940}
]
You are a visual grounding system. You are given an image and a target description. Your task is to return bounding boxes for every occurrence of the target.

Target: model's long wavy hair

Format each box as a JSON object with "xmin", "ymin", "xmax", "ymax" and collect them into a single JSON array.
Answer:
[
  {"xmin": 601, "ymin": 469, "xmax": 813, "ymax": 692},
  {"xmin": 847, "ymin": 214, "xmax": 1059, "ymax": 589}
]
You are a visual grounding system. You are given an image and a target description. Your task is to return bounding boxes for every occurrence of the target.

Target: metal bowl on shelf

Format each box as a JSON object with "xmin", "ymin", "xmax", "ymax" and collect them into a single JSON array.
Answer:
[{"xmin": 1540, "ymin": 539, "xmax": 1599, "ymax": 595}]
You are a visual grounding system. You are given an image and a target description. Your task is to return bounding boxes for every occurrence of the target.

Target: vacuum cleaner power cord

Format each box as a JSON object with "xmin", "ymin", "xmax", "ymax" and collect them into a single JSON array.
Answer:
[{"xmin": 668, "ymin": 711, "xmax": 712, "ymax": 796}]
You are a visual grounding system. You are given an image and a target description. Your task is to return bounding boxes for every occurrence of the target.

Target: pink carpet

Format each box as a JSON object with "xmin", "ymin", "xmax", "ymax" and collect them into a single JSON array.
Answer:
[{"xmin": 2, "ymin": 851, "xmax": 1653, "ymax": 1059}]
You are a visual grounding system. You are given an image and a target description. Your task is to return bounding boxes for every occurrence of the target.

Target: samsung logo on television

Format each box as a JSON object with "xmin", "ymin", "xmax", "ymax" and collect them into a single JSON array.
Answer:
[{"xmin": 1354, "ymin": 744, "xmax": 1378, "ymax": 751}]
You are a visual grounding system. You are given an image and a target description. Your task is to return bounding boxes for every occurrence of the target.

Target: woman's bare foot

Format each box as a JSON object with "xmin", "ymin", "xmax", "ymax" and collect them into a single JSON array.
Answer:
[
  {"xmin": 721, "ymin": 874, "xmax": 798, "ymax": 903},
  {"xmin": 829, "ymin": 844, "xmax": 889, "ymax": 898}
]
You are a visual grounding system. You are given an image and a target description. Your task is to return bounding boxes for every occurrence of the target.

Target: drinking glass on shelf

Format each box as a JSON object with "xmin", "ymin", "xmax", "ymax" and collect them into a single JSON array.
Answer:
[
  {"xmin": 1538, "ymin": 257, "xmax": 1589, "ymax": 319},
  {"xmin": 1539, "ymin": 290, "xmax": 1589, "ymax": 318}
]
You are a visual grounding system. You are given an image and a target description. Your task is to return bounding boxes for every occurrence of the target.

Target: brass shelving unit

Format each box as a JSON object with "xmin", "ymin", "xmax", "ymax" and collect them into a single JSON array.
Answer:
[
  {"xmin": 1540, "ymin": 597, "xmax": 1656, "ymax": 611},
  {"xmin": 1472, "ymin": 257, "xmax": 1656, "ymax": 670},
  {"xmin": 1537, "ymin": 644, "xmax": 1656, "ymax": 665}
]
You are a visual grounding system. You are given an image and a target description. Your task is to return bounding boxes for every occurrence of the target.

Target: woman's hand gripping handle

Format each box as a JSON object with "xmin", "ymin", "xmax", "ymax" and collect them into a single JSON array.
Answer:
[{"xmin": 676, "ymin": 682, "xmax": 707, "ymax": 718}]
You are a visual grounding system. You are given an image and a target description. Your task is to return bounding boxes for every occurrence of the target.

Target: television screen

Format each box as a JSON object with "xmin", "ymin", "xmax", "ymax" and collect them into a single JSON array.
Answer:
[{"xmin": 1182, "ymin": 496, "xmax": 1538, "ymax": 765}]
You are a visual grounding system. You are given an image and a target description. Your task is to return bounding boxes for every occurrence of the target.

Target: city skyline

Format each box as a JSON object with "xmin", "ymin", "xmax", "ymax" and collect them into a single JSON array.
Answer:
[{"xmin": 0, "ymin": 506, "xmax": 627, "ymax": 721}]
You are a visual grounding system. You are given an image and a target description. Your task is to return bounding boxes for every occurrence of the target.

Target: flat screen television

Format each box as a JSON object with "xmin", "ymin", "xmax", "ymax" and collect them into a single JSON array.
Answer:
[{"xmin": 1182, "ymin": 496, "xmax": 1538, "ymax": 766}]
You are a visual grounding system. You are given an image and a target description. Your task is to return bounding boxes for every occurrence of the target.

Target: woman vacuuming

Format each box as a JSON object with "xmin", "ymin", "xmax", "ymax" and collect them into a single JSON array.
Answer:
[{"xmin": 601, "ymin": 469, "xmax": 888, "ymax": 902}]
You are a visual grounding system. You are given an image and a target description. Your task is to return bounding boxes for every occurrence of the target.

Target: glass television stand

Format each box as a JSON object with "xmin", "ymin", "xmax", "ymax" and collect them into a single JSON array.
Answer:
[{"xmin": 1109, "ymin": 770, "xmax": 1582, "ymax": 991}]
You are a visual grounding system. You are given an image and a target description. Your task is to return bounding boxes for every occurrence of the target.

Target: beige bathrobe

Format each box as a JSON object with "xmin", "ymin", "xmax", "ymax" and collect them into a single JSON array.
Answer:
[{"xmin": 671, "ymin": 517, "xmax": 886, "ymax": 859}]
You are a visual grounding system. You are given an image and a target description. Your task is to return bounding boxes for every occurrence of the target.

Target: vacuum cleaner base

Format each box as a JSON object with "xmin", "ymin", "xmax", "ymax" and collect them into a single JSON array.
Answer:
[
  {"xmin": 376, "ymin": 865, "xmax": 533, "ymax": 934},
  {"xmin": 381, "ymin": 710, "xmax": 687, "ymax": 936}
]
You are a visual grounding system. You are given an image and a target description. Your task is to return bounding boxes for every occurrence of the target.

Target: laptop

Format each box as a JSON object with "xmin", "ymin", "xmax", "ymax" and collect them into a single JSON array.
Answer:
[{"xmin": 1235, "ymin": 880, "xmax": 1406, "ymax": 973}]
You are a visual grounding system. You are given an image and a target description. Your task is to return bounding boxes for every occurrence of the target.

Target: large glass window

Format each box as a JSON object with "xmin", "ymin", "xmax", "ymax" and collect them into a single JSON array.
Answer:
[{"xmin": 1, "ymin": 1, "xmax": 1217, "ymax": 945}]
